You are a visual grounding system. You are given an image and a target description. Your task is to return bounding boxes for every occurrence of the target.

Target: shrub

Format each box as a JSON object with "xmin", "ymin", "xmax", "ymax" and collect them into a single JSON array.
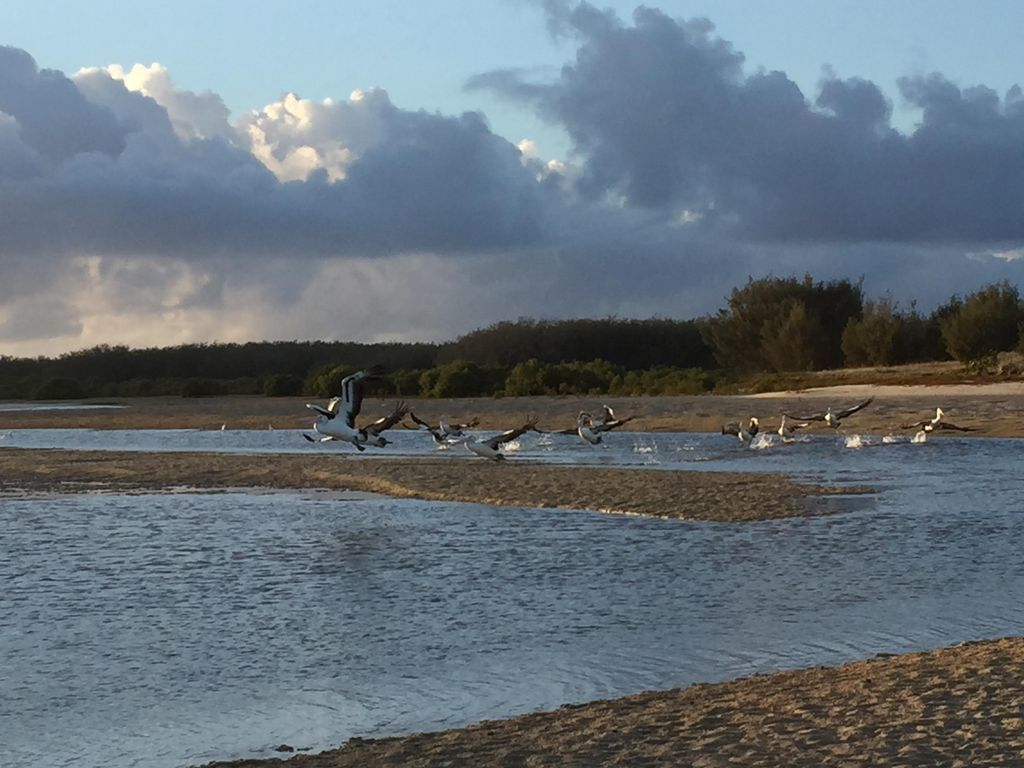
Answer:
[
  {"xmin": 262, "ymin": 374, "xmax": 304, "ymax": 397},
  {"xmin": 180, "ymin": 378, "xmax": 222, "ymax": 398},
  {"xmin": 32, "ymin": 377, "xmax": 85, "ymax": 400},
  {"xmin": 939, "ymin": 282, "xmax": 1021, "ymax": 362}
]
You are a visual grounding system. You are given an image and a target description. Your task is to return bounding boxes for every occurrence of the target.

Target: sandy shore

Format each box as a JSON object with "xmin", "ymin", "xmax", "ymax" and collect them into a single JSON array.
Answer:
[
  {"xmin": 198, "ymin": 636, "xmax": 1024, "ymax": 768},
  {"xmin": 0, "ymin": 448, "xmax": 864, "ymax": 522},
  {"xmin": 2, "ymin": 384, "xmax": 1022, "ymax": 435}
]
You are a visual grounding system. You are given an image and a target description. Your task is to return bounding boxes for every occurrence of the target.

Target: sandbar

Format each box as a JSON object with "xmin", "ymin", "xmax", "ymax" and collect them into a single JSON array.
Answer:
[
  {"xmin": 199, "ymin": 636, "xmax": 1024, "ymax": 768},
  {"xmin": 0, "ymin": 448, "xmax": 863, "ymax": 522}
]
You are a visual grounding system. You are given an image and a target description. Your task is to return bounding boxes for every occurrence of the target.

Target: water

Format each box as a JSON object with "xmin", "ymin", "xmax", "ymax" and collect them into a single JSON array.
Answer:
[{"xmin": 2, "ymin": 431, "xmax": 1024, "ymax": 767}]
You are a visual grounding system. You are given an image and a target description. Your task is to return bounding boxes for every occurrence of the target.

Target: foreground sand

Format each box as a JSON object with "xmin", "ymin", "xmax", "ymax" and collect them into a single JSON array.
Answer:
[
  {"xmin": 0, "ymin": 448, "xmax": 863, "ymax": 521},
  {"xmin": 3, "ymin": 383, "xmax": 1023, "ymax": 435},
  {"xmin": 200, "ymin": 636, "xmax": 1024, "ymax": 768}
]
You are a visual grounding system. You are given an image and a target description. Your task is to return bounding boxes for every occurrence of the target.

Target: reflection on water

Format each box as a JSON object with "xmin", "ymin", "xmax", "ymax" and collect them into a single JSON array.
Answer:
[
  {"xmin": 3, "ymin": 448, "xmax": 1024, "ymax": 767},
  {"xmin": 0, "ymin": 403, "xmax": 125, "ymax": 412}
]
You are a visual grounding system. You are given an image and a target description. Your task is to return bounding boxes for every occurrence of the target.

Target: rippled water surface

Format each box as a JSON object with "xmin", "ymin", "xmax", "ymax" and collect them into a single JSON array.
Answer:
[{"xmin": 2, "ymin": 431, "xmax": 1024, "ymax": 767}]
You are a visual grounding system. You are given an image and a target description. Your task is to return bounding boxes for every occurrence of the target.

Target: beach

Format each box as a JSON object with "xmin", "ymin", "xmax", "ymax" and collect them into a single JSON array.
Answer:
[
  {"xmin": 3, "ymin": 382, "xmax": 1023, "ymax": 435},
  {"xmin": 200, "ymin": 636, "xmax": 1024, "ymax": 768}
]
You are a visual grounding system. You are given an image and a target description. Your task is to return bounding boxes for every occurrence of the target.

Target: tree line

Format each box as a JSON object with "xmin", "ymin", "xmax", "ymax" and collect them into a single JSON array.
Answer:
[{"xmin": 2, "ymin": 276, "xmax": 1022, "ymax": 400}]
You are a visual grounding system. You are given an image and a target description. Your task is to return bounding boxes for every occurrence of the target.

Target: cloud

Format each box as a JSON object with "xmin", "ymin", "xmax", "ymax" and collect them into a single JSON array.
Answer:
[
  {"xmin": 470, "ymin": 3, "xmax": 1024, "ymax": 243},
  {"xmin": 4, "ymin": 14, "xmax": 1024, "ymax": 358},
  {"xmin": 0, "ymin": 48, "xmax": 549, "ymax": 264}
]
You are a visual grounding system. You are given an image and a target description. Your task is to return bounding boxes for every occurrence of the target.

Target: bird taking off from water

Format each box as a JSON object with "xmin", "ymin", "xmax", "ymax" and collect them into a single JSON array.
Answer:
[
  {"xmin": 721, "ymin": 417, "xmax": 759, "ymax": 444},
  {"xmin": 900, "ymin": 407, "xmax": 975, "ymax": 440},
  {"xmin": 303, "ymin": 368, "xmax": 379, "ymax": 450},
  {"xmin": 783, "ymin": 397, "xmax": 874, "ymax": 430},
  {"xmin": 454, "ymin": 417, "xmax": 541, "ymax": 461}
]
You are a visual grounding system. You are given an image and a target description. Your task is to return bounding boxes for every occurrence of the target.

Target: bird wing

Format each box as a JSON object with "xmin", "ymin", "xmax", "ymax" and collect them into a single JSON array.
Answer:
[
  {"xmin": 407, "ymin": 411, "xmax": 435, "ymax": 430},
  {"xmin": 452, "ymin": 416, "xmax": 480, "ymax": 430},
  {"xmin": 600, "ymin": 404, "xmax": 616, "ymax": 423},
  {"xmin": 483, "ymin": 417, "xmax": 538, "ymax": 450},
  {"xmin": 938, "ymin": 421, "xmax": 975, "ymax": 432},
  {"xmin": 364, "ymin": 401, "xmax": 408, "ymax": 435},
  {"xmin": 306, "ymin": 403, "xmax": 335, "ymax": 420},
  {"xmin": 721, "ymin": 422, "xmax": 741, "ymax": 437},
  {"xmin": 592, "ymin": 415, "xmax": 634, "ymax": 433},
  {"xmin": 900, "ymin": 419, "xmax": 929, "ymax": 429},
  {"xmin": 340, "ymin": 369, "xmax": 372, "ymax": 427},
  {"xmin": 835, "ymin": 397, "xmax": 874, "ymax": 420},
  {"xmin": 782, "ymin": 408, "xmax": 827, "ymax": 421},
  {"xmin": 554, "ymin": 426, "xmax": 579, "ymax": 435}
]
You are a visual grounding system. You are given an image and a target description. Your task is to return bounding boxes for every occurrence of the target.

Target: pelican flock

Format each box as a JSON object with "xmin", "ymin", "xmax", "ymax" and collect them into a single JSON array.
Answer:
[{"xmin": 299, "ymin": 371, "xmax": 976, "ymax": 459}]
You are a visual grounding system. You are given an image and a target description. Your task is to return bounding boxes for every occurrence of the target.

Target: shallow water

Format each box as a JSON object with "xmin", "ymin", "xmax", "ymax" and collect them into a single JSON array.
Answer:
[{"xmin": 3, "ymin": 427, "xmax": 1024, "ymax": 768}]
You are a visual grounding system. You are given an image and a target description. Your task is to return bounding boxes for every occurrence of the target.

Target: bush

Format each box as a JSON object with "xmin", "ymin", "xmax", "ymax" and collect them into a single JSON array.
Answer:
[
  {"xmin": 262, "ymin": 374, "xmax": 304, "ymax": 397},
  {"xmin": 939, "ymin": 282, "xmax": 1021, "ymax": 362},
  {"xmin": 32, "ymin": 377, "xmax": 85, "ymax": 400},
  {"xmin": 842, "ymin": 297, "xmax": 903, "ymax": 366},
  {"xmin": 180, "ymin": 378, "xmax": 222, "ymax": 398}
]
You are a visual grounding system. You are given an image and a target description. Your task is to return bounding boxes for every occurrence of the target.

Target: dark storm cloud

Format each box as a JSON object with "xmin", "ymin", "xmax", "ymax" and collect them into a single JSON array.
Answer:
[
  {"xmin": 469, "ymin": 3, "xmax": 1024, "ymax": 243},
  {"xmin": 0, "ymin": 48, "xmax": 547, "ymax": 261}
]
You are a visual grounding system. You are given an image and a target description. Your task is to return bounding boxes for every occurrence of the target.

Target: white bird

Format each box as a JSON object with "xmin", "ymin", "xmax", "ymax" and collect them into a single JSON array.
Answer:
[
  {"xmin": 302, "ymin": 369, "xmax": 377, "ymax": 450},
  {"xmin": 783, "ymin": 397, "xmax": 874, "ymax": 430},
  {"xmin": 721, "ymin": 417, "xmax": 759, "ymax": 444},
  {"xmin": 575, "ymin": 411, "xmax": 602, "ymax": 445},
  {"xmin": 454, "ymin": 418, "xmax": 540, "ymax": 461},
  {"xmin": 900, "ymin": 407, "xmax": 974, "ymax": 440},
  {"xmin": 777, "ymin": 415, "xmax": 809, "ymax": 442}
]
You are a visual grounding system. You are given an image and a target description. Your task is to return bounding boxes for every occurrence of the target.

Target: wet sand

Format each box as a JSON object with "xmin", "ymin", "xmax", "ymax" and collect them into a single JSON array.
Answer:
[
  {"xmin": 2, "ymin": 383, "xmax": 1022, "ymax": 435},
  {"xmin": 0, "ymin": 448, "xmax": 861, "ymax": 522},
  {"xmin": 199, "ymin": 636, "xmax": 1024, "ymax": 768}
]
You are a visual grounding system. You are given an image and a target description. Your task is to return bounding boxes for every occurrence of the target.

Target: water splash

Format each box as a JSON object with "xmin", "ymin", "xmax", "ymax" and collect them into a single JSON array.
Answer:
[
  {"xmin": 633, "ymin": 439, "xmax": 658, "ymax": 454},
  {"xmin": 749, "ymin": 433, "xmax": 776, "ymax": 450},
  {"xmin": 503, "ymin": 439, "xmax": 521, "ymax": 453},
  {"xmin": 844, "ymin": 434, "xmax": 868, "ymax": 449},
  {"xmin": 911, "ymin": 431, "xmax": 928, "ymax": 444}
]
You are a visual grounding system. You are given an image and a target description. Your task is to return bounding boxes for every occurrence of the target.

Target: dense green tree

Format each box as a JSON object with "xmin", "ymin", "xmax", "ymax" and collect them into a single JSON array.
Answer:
[
  {"xmin": 842, "ymin": 297, "xmax": 903, "ymax": 366},
  {"xmin": 705, "ymin": 275, "xmax": 863, "ymax": 372},
  {"xmin": 939, "ymin": 282, "xmax": 1021, "ymax": 362}
]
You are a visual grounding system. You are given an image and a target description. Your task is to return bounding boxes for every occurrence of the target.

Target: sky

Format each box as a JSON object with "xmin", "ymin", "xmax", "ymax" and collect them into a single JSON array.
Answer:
[{"xmin": 2, "ymin": 0, "xmax": 1024, "ymax": 356}]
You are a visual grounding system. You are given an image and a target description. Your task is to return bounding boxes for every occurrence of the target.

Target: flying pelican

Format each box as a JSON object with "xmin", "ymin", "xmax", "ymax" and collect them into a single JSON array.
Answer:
[
  {"xmin": 575, "ymin": 411, "xmax": 602, "ymax": 445},
  {"xmin": 302, "ymin": 369, "xmax": 377, "ymax": 450},
  {"xmin": 777, "ymin": 415, "xmax": 809, "ymax": 442},
  {"xmin": 454, "ymin": 417, "xmax": 540, "ymax": 461},
  {"xmin": 361, "ymin": 401, "xmax": 410, "ymax": 447},
  {"xmin": 591, "ymin": 404, "xmax": 635, "ymax": 433},
  {"xmin": 555, "ymin": 405, "xmax": 634, "ymax": 436},
  {"xmin": 783, "ymin": 397, "xmax": 874, "ymax": 430},
  {"xmin": 406, "ymin": 411, "xmax": 480, "ymax": 443},
  {"xmin": 900, "ymin": 407, "xmax": 975, "ymax": 440},
  {"xmin": 721, "ymin": 417, "xmax": 759, "ymax": 444}
]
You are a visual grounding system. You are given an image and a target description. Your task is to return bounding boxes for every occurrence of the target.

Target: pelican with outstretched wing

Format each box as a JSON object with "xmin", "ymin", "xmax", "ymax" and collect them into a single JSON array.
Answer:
[
  {"xmin": 777, "ymin": 415, "xmax": 810, "ymax": 442},
  {"xmin": 783, "ymin": 397, "xmax": 874, "ymax": 430},
  {"xmin": 361, "ymin": 401, "xmax": 410, "ymax": 447},
  {"xmin": 407, "ymin": 411, "xmax": 480, "ymax": 444},
  {"xmin": 721, "ymin": 417, "xmax": 759, "ymax": 444},
  {"xmin": 900, "ymin": 407, "xmax": 975, "ymax": 441},
  {"xmin": 302, "ymin": 369, "xmax": 377, "ymax": 450},
  {"xmin": 455, "ymin": 417, "xmax": 540, "ymax": 461}
]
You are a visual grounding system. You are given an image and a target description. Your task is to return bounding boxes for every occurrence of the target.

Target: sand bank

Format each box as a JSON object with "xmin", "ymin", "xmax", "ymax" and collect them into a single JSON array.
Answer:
[
  {"xmin": 198, "ymin": 636, "xmax": 1024, "ymax": 768},
  {"xmin": 0, "ymin": 448, "xmax": 862, "ymax": 522},
  {"xmin": 1, "ymin": 386, "xmax": 1021, "ymax": 435}
]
